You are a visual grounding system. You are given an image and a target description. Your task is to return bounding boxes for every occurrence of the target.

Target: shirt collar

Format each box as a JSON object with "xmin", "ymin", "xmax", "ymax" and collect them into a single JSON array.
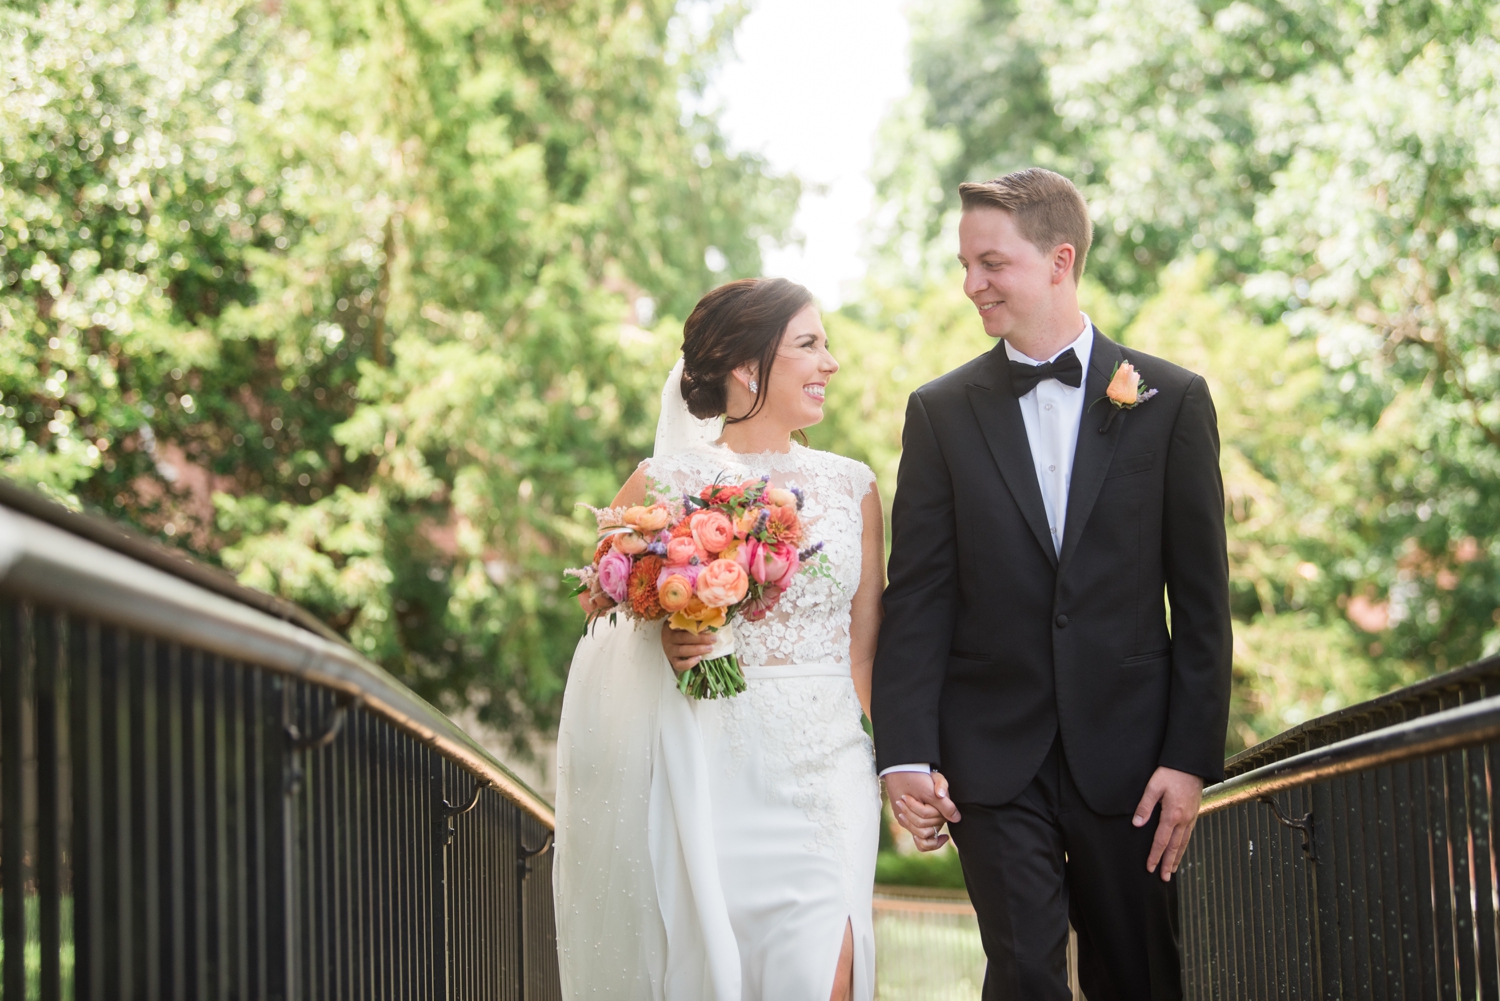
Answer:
[{"xmin": 1003, "ymin": 313, "xmax": 1094, "ymax": 375}]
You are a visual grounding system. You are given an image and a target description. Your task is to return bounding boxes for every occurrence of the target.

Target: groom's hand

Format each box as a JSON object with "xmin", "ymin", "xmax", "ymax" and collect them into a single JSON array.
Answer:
[
  {"xmin": 884, "ymin": 771, "xmax": 961, "ymax": 851},
  {"xmin": 1134, "ymin": 766, "xmax": 1204, "ymax": 881}
]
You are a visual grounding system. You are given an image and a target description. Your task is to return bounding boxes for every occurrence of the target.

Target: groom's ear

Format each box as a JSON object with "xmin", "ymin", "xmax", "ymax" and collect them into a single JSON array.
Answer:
[{"xmin": 1050, "ymin": 243, "xmax": 1077, "ymax": 286}]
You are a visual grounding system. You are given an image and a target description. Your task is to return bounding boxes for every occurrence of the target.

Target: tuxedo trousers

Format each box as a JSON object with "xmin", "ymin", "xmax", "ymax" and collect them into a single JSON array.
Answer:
[{"xmin": 948, "ymin": 735, "xmax": 1182, "ymax": 1001}]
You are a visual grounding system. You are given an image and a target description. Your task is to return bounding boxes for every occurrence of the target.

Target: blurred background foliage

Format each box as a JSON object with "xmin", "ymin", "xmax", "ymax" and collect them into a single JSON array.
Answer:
[
  {"xmin": 3, "ymin": 0, "xmax": 1499, "ymax": 758},
  {"xmin": 0, "ymin": 0, "xmax": 796, "ymax": 748},
  {"xmin": 819, "ymin": 0, "xmax": 1500, "ymax": 750}
]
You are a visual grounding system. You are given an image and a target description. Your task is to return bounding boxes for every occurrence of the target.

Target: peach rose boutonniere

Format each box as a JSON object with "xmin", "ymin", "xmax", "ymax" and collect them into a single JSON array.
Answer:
[{"xmin": 1094, "ymin": 360, "xmax": 1158, "ymax": 432}]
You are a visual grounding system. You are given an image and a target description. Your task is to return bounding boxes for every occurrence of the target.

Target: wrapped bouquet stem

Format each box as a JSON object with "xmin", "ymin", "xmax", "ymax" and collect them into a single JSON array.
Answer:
[{"xmin": 677, "ymin": 623, "xmax": 746, "ymax": 700}]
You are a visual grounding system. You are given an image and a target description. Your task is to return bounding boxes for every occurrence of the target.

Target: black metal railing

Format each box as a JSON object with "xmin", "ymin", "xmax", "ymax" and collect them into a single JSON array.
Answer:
[
  {"xmin": 1180, "ymin": 653, "xmax": 1500, "ymax": 1000},
  {"xmin": 0, "ymin": 484, "xmax": 559, "ymax": 1001}
]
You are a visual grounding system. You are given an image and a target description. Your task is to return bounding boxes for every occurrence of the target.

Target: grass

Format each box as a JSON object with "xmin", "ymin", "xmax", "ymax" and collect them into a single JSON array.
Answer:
[
  {"xmin": 874, "ymin": 846, "xmax": 967, "ymax": 890},
  {"xmin": 0, "ymin": 894, "xmax": 75, "ymax": 1000}
]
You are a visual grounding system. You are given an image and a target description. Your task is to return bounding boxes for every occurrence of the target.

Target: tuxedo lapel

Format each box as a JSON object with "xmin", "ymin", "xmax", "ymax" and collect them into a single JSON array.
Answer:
[
  {"xmin": 966, "ymin": 354, "xmax": 1058, "ymax": 568},
  {"xmin": 1058, "ymin": 329, "xmax": 1125, "ymax": 573}
]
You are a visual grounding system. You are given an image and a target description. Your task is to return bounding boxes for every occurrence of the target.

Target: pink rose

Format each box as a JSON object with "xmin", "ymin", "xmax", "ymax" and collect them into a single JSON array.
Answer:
[
  {"xmin": 696, "ymin": 558, "xmax": 749, "ymax": 607},
  {"xmin": 763, "ymin": 542, "xmax": 799, "ymax": 588},
  {"xmin": 597, "ymin": 551, "xmax": 633, "ymax": 603},
  {"xmin": 734, "ymin": 538, "xmax": 767, "ymax": 582},
  {"xmin": 690, "ymin": 510, "xmax": 736, "ymax": 555},
  {"xmin": 666, "ymin": 536, "xmax": 700, "ymax": 566},
  {"xmin": 656, "ymin": 569, "xmax": 698, "ymax": 613}
]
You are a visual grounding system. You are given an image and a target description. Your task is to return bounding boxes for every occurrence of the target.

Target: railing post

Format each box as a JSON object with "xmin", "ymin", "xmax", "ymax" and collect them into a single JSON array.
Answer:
[{"xmin": 263, "ymin": 675, "xmax": 296, "ymax": 1001}]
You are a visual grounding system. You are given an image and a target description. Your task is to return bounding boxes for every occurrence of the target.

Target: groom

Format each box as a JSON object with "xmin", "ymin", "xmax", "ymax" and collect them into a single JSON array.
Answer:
[{"xmin": 873, "ymin": 168, "xmax": 1231, "ymax": 1000}]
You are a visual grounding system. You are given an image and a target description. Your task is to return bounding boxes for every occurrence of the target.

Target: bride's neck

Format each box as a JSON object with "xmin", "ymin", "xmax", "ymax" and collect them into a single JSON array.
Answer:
[{"xmin": 716, "ymin": 415, "xmax": 794, "ymax": 455}]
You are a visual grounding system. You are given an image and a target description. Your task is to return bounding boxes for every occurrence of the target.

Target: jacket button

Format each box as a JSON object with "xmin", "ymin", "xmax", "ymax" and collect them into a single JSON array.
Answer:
[{"xmin": 1055, "ymin": 614, "xmax": 1070, "ymax": 628}]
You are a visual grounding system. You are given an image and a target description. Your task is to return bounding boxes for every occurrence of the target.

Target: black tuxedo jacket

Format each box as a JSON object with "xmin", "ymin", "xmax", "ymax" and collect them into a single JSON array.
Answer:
[{"xmin": 871, "ymin": 327, "xmax": 1232, "ymax": 815}]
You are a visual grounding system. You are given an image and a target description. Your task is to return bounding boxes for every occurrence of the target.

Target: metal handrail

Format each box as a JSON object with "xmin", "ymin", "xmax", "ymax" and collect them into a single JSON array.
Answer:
[
  {"xmin": 1199, "ymin": 690, "xmax": 1500, "ymax": 816},
  {"xmin": 0, "ymin": 501, "xmax": 555, "ymax": 828}
]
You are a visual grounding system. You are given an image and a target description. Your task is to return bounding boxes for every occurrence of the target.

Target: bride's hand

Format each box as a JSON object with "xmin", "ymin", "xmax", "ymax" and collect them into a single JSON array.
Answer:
[{"xmin": 662, "ymin": 623, "xmax": 715, "ymax": 675}]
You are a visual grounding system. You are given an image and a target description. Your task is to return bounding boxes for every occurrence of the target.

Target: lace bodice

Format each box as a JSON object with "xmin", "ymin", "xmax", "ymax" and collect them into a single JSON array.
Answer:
[{"xmin": 645, "ymin": 442, "xmax": 875, "ymax": 670}]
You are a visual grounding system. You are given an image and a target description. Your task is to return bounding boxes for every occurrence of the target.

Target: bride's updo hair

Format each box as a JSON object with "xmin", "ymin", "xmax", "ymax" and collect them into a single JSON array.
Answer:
[{"xmin": 680, "ymin": 277, "xmax": 814, "ymax": 423}]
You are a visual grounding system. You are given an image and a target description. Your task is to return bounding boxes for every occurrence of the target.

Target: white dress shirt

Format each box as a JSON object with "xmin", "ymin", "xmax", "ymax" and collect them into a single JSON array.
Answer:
[{"xmin": 880, "ymin": 315, "xmax": 1094, "ymax": 779}]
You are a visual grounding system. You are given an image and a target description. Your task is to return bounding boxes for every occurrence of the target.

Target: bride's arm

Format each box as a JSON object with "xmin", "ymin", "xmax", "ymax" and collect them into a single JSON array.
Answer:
[
  {"xmin": 576, "ymin": 465, "xmax": 652, "ymax": 614},
  {"xmin": 848, "ymin": 483, "xmax": 886, "ymax": 719}
]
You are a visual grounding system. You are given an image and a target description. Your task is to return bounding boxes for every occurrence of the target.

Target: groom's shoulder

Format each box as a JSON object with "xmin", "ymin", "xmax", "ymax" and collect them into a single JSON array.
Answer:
[
  {"xmin": 1113, "ymin": 342, "xmax": 1204, "ymax": 397},
  {"xmin": 912, "ymin": 350, "xmax": 999, "ymax": 406}
]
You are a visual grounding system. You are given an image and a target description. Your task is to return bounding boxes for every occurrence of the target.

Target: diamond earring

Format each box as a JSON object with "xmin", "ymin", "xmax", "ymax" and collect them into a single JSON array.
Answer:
[{"xmin": 749, "ymin": 379, "xmax": 759, "ymax": 394}]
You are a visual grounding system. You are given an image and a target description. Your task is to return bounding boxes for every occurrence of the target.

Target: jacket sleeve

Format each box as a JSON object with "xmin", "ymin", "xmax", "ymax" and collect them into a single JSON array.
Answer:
[
  {"xmin": 1158, "ymin": 375, "xmax": 1233, "ymax": 782},
  {"xmin": 871, "ymin": 391, "xmax": 960, "ymax": 772}
]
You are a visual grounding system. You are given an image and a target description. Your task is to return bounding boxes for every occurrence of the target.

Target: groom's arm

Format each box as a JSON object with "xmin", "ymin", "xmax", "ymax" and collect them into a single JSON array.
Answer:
[
  {"xmin": 1158, "ymin": 375, "xmax": 1233, "ymax": 783},
  {"xmin": 872, "ymin": 392, "xmax": 959, "ymax": 772}
]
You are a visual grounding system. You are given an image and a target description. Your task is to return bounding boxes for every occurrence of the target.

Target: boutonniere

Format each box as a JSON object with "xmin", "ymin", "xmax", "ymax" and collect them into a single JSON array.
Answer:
[{"xmin": 1093, "ymin": 361, "xmax": 1157, "ymax": 433}]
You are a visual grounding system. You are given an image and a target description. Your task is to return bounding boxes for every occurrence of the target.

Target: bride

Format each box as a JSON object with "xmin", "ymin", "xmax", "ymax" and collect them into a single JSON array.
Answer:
[{"xmin": 553, "ymin": 277, "xmax": 886, "ymax": 1001}]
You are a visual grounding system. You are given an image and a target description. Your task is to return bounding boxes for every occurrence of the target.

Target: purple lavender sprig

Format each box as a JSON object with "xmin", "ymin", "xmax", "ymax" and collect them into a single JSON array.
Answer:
[
  {"xmin": 798, "ymin": 541, "xmax": 824, "ymax": 562},
  {"xmin": 789, "ymin": 486, "xmax": 805, "ymax": 511}
]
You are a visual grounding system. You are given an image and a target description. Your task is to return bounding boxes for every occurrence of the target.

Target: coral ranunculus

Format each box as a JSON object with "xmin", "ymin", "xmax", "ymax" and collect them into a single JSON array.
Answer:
[
  {"xmin": 627, "ymin": 555, "xmax": 667, "ymax": 619},
  {"xmin": 690, "ymin": 510, "xmax": 736, "ymax": 555},
  {"xmin": 696, "ymin": 558, "xmax": 749, "ymax": 607},
  {"xmin": 666, "ymin": 536, "xmax": 699, "ymax": 566},
  {"xmin": 656, "ymin": 569, "xmax": 697, "ymax": 613},
  {"xmin": 700, "ymin": 483, "xmax": 745, "ymax": 505}
]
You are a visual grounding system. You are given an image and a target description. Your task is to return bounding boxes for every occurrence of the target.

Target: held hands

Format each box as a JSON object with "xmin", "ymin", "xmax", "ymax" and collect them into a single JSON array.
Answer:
[
  {"xmin": 1134, "ymin": 765, "xmax": 1204, "ymax": 882},
  {"xmin": 884, "ymin": 771, "xmax": 962, "ymax": 851},
  {"xmin": 661, "ymin": 623, "xmax": 714, "ymax": 676}
]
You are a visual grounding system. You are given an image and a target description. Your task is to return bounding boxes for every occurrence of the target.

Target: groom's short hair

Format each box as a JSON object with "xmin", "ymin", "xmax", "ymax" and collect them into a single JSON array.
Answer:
[{"xmin": 958, "ymin": 169, "xmax": 1092, "ymax": 284}]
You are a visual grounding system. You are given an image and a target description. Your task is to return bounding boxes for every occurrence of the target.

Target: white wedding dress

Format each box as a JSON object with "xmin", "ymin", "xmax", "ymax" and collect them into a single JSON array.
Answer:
[{"xmin": 554, "ymin": 420, "xmax": 881, "ymax": 1001}]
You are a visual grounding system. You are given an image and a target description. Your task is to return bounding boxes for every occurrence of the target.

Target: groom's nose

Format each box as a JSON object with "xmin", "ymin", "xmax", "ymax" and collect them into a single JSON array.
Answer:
[{"xmin": 963, "ymin": 267, "xmax": 988, "ymax": 299}]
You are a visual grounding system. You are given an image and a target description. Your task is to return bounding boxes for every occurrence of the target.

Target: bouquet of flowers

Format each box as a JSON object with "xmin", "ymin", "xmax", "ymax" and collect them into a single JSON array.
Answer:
[{"xmin": 568, "ymin": 476, "xmax": 827, "ymax": 699}]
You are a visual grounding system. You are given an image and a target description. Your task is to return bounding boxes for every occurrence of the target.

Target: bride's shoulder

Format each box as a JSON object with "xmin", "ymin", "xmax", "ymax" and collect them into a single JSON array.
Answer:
[{"xmin": 796, "ymin": 444, "xmax": 877, "ymax": 496}]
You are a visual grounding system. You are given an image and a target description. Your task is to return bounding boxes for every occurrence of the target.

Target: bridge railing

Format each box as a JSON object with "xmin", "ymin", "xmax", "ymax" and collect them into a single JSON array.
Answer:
[
  {"xmin": 0, "ymin": 481, "xmax": 559, "ymax": 1001},
  {"xmin": 1181, "ymin": 652, "xmax": 1500, "ymax": 1000}
]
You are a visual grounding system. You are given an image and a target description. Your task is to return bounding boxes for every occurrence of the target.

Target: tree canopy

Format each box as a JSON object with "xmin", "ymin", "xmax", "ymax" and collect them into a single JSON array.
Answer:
[
  {"xmin": 1, "ymin": 0, "xmax": 796, "ymax": 746},
  {"xmin": 821, "ymin": 0, "xmax": 1500, "ymax": 748}
]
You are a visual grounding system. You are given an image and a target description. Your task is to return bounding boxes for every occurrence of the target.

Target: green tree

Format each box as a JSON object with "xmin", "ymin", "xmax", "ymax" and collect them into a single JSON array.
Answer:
[
  {"xmin": 842, "ymin": 0, "xmax": 1500, "ymax": 747},
  {"xmin": 1, "ymin": 0, "xmax": 797, "ymax": 748}
]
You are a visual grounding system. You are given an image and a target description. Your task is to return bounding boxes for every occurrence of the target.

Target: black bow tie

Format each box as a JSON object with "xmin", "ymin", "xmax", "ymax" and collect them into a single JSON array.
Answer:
[{"xmin": 1009, "ymin": 347, "xmax": 1083, "ymax": 397}]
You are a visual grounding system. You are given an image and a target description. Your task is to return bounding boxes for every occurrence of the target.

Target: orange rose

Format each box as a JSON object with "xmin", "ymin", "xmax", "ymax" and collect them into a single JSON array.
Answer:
[
  {"xmin": 657, "ymin": 570, "xmax": 697, "ymax": 613},
  {"xmin": 625, "ymin": 503, "xmax": 672, "ymax": 533},
  {"xmin": 690, "ymin": 510, "xmax": 736, "ymax": 555},
  {"xmin": 668, "ymin": 597, "xmax": 728, "ymax": 634},
  {"xmin": 696, "ymin": 558, "xmax": 749, "ymax": 607},
  {"xmin": 1106, "ymin": 363, "xmax": 1141, "ymax": 405},
  {"xmin": 612, "ymin": 531, "xmax": 648, "ymax": 555},
  {"xmin": 766, "ymin": 487, "xmax": 797, "ymax": 508}
]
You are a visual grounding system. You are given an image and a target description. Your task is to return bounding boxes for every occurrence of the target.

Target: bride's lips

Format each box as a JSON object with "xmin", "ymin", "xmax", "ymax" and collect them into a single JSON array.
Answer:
[
  {"xmin": 977, "ymin": 300, "xmax": 1002, "ymax": 313},
  {"xmin": 803, "ymin": 383, "xmax": 826, "ymax": 404}
]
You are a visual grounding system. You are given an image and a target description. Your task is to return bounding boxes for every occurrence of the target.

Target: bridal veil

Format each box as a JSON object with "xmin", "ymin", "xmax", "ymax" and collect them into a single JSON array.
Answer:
[{"xmin": 552, "ymin": 360, "xmax": 738, "ymax": 1000}]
